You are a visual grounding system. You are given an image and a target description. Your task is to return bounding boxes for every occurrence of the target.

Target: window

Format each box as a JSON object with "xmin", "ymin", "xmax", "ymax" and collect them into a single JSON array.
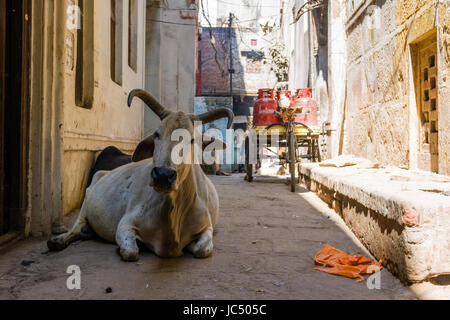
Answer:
[
  {"xmin": 128, "ymin": 0, "xmax": 138, "ymax": 72},
  {"xmin": 111, "ymin": 0, "xmax": 123, "ymax": 85},
  {"xmin": 75, "ymin": 0, "xmax": 94, "ymax": 108}
]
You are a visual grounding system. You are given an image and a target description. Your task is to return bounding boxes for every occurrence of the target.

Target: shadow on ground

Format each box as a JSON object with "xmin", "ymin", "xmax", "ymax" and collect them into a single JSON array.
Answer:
[{"xmin": 0, "ymin": 174, "xmax": 418, "ymax": 299}]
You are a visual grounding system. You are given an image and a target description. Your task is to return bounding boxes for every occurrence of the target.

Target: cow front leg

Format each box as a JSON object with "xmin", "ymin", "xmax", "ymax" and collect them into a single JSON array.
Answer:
[
  {"xmin": 187, "ymin": 227, "xmax": 214, "ymax": 258},
  {"xmin": 47, "ymin": 207, "xmax": 88, "ymax": 252},
  {"xmin": 116, "ymin": 218, "xmax": 139, "ymax": 262}
]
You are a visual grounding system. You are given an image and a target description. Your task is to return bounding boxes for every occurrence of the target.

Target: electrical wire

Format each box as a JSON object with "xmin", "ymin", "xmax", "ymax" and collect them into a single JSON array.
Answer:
[
  {"xmin": 216, "ymin": 0, "xmax": 282, "ymax": 8},
  {"xmin": 200, "ymin": 0, "xmax": 228, "ymax": 77},
  {"xmin": 146, "ymin": 18, "xmax": 196, "ymax": 26}
]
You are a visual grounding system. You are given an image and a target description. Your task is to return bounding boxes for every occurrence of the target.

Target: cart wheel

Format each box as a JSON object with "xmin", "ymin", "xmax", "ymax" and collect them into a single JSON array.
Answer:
[
  {"xmin": 245, "ymin": 136, "xmax": 253, "ymax": 182},
  {"xmin": 288, "ymin": 131, "xmax": 296, "ymax": 192}
]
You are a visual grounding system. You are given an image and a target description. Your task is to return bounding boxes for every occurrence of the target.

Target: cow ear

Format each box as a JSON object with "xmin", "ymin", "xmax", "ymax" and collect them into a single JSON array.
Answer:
[
  {"xmin": 132, "ymin": 135, "xmax": 155, "ymax": 162},
  {"xmin": 202, "ymin": 136, "xmax": 227, "ymax": 151}
]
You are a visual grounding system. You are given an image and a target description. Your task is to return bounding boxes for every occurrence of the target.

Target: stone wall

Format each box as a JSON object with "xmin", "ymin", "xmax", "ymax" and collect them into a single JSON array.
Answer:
[
  {"xmin": 300, "ymin": 161, "xmax": 450, "ymax": 284},
  {"xmin": 343, "ymin": 0, "xmax": 449, "ymax": 176}
]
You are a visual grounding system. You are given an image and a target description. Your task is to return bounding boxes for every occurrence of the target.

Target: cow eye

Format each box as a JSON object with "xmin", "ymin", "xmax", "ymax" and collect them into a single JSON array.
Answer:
[
  {"xmin": 191, "ymin": 138, "xmax": 195, "ymax": 144},
  {"xmin": 154, "ymin": 132, "xmax": 160, "ymax": 139}
]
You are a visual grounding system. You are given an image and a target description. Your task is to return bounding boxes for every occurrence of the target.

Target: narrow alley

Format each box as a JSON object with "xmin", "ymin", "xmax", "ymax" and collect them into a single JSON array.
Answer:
[
  {"xmin": 1, "ymin": 0, "xmax": 449, "ymax": 304},
  {"xmin": 0, "ymin": 174, "xmax": 419, "ymax": 300}
]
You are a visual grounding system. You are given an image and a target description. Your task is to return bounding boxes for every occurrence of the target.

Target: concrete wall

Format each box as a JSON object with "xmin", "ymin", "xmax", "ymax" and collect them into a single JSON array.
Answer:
[
  {"xmin": 144, "ymin": 0, "xmax": 198, "ymax": 136},
  {"xmin": 194, "ymin": 96, "xmax": 234, "ymax": 172},
  {"xmin": 62, "ymin": 0, "xmax": 147, "ymax": 215},
  {"xmin": 343, "ymin": 0, "xmax": 449, "ymax": 176}
]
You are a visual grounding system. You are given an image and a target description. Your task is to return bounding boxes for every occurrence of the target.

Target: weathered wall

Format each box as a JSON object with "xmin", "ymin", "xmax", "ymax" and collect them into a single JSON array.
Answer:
[
  {"xmin": 436, "ymin": 0, "xmax": 450, "ymax": 176},
  {"xmin": 300, "ymin": 161, "xmax": 450, "ymax": 284},
  {"xmin": 198, "ymin": 0, "xmax": 280, "ymax": 96},
  {"xmin": 281, "ymin": 0, "xmax": 331, "ymax": 157},
  {"xmin": 344, "ymin": 0, "xmax": 449, "ymax": 175},
  {"xmin": 194, "ymin": 96, "xmax": 234, "ymax": 171},
  {"xmin": 144, "ymin": 0, "xmax": 198, "ymax": 136},
  {"xmin": 62, "ymin": 0, "xmax": 147, "ymax": 215},
  {"xmin": 199, "ymin": 27, "xmax": 278, "ymax": 96},
  {"xmin": 27, "ymin": 0, "xmax": 66, "ymax": 236}
]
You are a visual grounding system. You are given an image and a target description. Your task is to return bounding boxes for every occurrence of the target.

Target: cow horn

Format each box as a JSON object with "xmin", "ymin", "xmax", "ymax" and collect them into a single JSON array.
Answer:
[
  {"xmin": 193, "ymin": 108, "xmax": 234, "ymax": 129},
  {"xmin": 128, "ymin": 89, "xmax": 170, "ymax": 120}
]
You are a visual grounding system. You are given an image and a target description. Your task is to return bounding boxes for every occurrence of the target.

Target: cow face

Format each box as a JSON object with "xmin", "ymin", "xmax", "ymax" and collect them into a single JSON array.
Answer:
[
  {"xmin": 127, "ymin": 89, "xmax": 234, "ymax": 194},
  {"xmin": 142, "ymin": 112, "xmax": 194, "ymax": 193},
  {"xmin": 133, "ymin": 112, "xmax": 225, "ymax": 194}
]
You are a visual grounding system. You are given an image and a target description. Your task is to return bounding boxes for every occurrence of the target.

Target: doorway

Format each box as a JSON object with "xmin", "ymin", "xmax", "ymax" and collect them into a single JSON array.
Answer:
[
  {"xmin": 0, "ymin": 0, "xmax": 30, "ymax": 237},
  {"xmin": 411, "ymin": 30, "xmax": 439, "ymax": 173}
]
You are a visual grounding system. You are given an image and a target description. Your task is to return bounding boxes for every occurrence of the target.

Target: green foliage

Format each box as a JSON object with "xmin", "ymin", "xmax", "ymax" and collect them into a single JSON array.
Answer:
[{"xmin": 259, "ymin": 21, "xmax": 289, "ymax": 82}]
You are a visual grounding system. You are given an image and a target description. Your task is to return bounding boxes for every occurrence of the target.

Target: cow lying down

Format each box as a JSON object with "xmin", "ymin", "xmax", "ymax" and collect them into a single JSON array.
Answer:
[
  {"xmin": 48, "ymin": 89, "xmax": 234, "ymax": 261},
  {"xmin": 86, "ymin": 146, "xmax": 132, "ymax": 188}
]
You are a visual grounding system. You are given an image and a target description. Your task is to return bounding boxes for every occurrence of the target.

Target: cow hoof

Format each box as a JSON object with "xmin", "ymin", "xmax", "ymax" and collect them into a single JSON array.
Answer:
[
  {"xmin": 192, "ymin": 242, "xmax": 214, "ymax": 259},
  {"xmin": 120, "ymin": 249, "xmax": 139, "ymax": 262},
  {"xmin": 47, "ymin": 237, "xmax": 67, "ymax": 252}
]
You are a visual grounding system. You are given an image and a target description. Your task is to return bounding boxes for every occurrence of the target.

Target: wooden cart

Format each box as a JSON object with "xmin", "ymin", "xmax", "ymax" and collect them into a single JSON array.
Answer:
[{"xmin": 244, "ymin": 108, "xmax": 322, "ymax": 192}]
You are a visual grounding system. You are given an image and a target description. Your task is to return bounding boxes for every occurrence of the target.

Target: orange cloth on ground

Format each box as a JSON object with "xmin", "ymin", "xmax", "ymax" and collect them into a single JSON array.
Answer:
[{"xmin": 314, "ymin": 244, "xmax": 383, "ymax": 282}]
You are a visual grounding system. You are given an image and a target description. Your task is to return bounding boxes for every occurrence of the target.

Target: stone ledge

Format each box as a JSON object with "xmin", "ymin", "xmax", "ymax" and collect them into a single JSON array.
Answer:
[{"xmin": 299, "ymin": 159, "xmax": 450, "ymax": 284}]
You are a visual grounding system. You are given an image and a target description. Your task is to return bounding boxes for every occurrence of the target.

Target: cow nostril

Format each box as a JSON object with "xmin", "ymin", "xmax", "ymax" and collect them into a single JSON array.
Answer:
[
  {"xmin": 152, "ymin": 167, "xmax": 176, "ymax": 184},
  {"xmin": 168, "ymin": 171, "xmax": 177, "ymax": 183},
  {"xmin": 152, "ymin": 168, "xmax": 160, "ymax": 180}
]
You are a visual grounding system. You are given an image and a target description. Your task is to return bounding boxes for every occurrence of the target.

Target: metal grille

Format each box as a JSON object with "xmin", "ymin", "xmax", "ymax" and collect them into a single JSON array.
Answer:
[{"xmin": 419, "ymin": 38, "xmax": 438, "ymax": 173}]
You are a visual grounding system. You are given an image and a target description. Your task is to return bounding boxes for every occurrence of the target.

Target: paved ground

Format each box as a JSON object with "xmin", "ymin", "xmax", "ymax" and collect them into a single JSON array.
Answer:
[{"xmin": 0, "ymin": 174, "xmax": 422, "ymax": 299}]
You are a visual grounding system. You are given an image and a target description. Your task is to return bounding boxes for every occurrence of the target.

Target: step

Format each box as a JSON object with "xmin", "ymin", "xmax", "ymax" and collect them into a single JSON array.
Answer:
[{"xmin": 299, "ymin": 158, "xmax": 450, "ymax": 284}]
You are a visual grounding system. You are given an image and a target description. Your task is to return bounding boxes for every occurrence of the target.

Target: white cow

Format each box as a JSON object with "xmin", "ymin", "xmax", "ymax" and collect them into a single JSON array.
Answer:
[{"xmin": 48, "ymin": 89, "xmax": 234, "ymax": 261}]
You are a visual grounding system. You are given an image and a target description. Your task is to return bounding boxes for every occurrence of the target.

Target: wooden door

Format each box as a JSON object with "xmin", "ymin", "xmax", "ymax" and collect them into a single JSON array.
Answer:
[
  {"xmin": 0, "ymin": 0, "xmax": 30, "ymax": 236},
  {"xmin": 0, "ymin": 0, "xmax": 6, "ymax": 235}
]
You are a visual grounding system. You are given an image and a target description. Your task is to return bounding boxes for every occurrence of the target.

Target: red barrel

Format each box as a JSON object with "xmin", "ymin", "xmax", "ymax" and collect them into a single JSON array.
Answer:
[
  {"xmin": 253, "ymin": 89, "xmax": 280, "ymax": 126},
  {"xmin": 293, "ymin": 88, "xmax": 318, "ymax": 125}
]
